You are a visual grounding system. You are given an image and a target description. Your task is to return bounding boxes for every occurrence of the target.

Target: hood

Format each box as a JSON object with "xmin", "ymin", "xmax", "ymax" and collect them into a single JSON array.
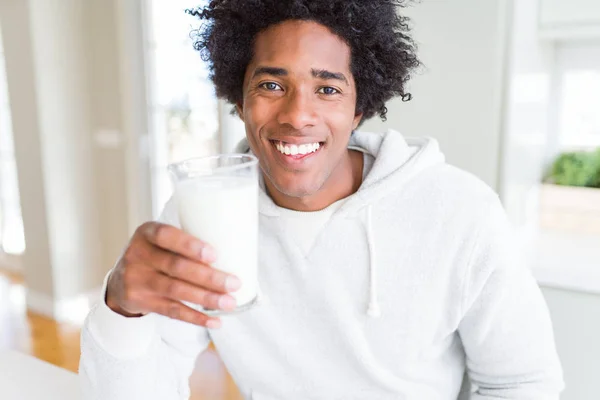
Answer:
[{"xmin": 234, "ymin": 129, "xmax": 446, "ymax": 217}]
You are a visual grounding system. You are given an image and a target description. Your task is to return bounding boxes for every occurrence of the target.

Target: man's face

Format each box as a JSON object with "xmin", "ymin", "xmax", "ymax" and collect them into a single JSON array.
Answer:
[{"xmin": 237, "ymin": 20, "xmax": 362, "ymax": 200}]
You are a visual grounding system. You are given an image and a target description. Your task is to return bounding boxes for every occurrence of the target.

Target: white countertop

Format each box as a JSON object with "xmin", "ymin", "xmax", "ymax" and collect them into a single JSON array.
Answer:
[{"xmin": 0, "ymin": 350, "xmax": 80, "ymax": 400}]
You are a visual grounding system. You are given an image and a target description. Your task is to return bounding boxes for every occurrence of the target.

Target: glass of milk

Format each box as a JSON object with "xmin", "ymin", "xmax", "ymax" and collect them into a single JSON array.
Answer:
[{"xmin": 168, "ymin": 154, "xmax": 259, "ymax": 315}]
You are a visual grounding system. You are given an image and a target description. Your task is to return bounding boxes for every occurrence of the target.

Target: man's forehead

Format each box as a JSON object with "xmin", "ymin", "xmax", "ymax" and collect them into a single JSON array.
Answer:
[{"xmin": 250, "ymin": 21, "xmax": 352, "ymax": 75}]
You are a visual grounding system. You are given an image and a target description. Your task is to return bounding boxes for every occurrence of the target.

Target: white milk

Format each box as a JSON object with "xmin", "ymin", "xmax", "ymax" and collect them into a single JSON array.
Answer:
[{"xmin": 175, "ymin": 176, "xmax": 258, "ymax": 307}]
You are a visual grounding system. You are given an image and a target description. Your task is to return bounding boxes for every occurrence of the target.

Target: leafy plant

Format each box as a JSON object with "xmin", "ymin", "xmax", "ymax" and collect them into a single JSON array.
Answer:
[{"xmin": 545, "ymin": 148, "xmax": 600, "ymax": 188}]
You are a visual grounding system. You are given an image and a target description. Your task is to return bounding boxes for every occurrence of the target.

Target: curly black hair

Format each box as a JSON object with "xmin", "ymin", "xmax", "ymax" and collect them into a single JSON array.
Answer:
[{"xmin": 186, "ymin": 0, "xmax": 420, "ymax": 122}]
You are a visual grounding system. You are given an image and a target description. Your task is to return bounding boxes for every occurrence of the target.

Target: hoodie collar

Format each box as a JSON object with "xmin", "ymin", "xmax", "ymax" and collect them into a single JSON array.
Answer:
[{"xmin": 234, "ymin": 129, "xmax": 445, "ymax": 217}]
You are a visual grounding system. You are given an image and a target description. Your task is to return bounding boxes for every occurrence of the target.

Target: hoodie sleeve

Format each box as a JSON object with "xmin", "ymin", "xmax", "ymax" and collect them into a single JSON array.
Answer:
[
  {"xmin": 79, "ymin": 198, "xmax": 211, "ymax": 400},
  {"xmin": 457, "ymin": 195, "xmax": 564, "ymax": 399}
]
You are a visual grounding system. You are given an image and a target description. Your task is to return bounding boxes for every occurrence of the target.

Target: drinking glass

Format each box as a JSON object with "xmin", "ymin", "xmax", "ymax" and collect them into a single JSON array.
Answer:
[{"xmin": 168, "ymin": 154, "xmax": 259, "ymax": 315}]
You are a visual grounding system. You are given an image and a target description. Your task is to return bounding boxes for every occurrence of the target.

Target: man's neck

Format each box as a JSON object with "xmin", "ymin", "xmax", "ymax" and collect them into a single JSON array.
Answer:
[{"xmin": 265, "ymin": 150, "xmax": 364, "ymax": 212}]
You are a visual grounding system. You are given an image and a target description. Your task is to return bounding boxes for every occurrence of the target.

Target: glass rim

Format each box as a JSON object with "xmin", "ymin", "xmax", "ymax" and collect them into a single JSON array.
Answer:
[{"xmin": 167, "ymin": 153, "xmax": 259, "ymax": 176}]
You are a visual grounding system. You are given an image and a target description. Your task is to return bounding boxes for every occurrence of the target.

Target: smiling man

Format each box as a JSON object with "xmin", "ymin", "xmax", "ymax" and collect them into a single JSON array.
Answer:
[{"xmin": 80, "ymin": 1, "xmax": 563, "ymax": 399}]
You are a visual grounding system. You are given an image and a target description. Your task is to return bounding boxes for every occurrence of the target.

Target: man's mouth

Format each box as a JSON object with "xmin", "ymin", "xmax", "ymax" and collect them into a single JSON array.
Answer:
[{"xmin": 269, "ymin": 140, "xmax": 324, "ymax": 160}]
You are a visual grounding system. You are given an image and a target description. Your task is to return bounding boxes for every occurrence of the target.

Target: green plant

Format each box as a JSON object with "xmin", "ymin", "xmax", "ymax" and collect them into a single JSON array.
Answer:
[{"xmin": 545, "ymin": 148, "xmax": 600, "ymax": 188}]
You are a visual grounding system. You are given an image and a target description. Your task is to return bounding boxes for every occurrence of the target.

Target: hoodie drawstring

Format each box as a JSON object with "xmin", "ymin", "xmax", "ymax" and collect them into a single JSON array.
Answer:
[{"xmin": 365, "ymin": 205, "xmax": 381, "ymax": 318}]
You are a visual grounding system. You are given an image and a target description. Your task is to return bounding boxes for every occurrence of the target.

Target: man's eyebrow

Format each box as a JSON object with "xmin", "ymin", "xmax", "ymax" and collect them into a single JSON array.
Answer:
[
  {"xmin": 311, "ymin": 69, "xmax": 349, "ymax": 85},
  {"xmin": 251, "ymin": 66, "xmax": 288, "ymax": 79}
]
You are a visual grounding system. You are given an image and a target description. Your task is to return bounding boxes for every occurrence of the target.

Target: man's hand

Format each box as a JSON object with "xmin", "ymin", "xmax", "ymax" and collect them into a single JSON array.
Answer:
[{"xmin": 105, "ymin": 222, "xmax": 242, "ymax": 329}]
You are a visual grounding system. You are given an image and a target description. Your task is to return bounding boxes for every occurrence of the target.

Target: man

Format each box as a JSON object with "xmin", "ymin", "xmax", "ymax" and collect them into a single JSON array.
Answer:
[{"xmin": 80, "ymin": 1, "xmax": 564, "ymax": 399}]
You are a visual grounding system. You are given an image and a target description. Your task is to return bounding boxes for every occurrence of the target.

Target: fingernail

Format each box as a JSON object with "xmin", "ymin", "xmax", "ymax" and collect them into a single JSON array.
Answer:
[
  {"xmin": 225, "ymin": 276, "xmax": 242, "ymax": 292},
  {"xmin": 218, "ymin": 295, "xmax": 237, "ymax": 310},
  {"xmin": 206, "ymin": 319, "xmax": 222, "ymax": 329},
  {"xmin": 201, "ymin": 246, "xmax": 217, "ymax": 263}
]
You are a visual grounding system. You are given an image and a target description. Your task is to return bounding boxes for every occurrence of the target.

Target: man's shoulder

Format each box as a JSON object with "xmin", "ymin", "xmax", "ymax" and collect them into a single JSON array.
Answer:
[
  {"xmin": 398, "ymin": 163, "xmax": 501, "ymax": 220},
  {"xmin": 417, "ymin": 163, "xmax": 498, "ymax": 202}
]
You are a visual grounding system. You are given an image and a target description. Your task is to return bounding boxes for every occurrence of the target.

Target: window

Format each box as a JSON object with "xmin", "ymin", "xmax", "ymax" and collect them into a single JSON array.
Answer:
[
  {"xmin": 0, "ymin": 26, "xmax": 25, "ymax": 255},
  {"xmin": 537, "ymin": 41, "xmax": 600, "ymax": 239},
  {"xmin": 555, "ymin": 42, "xmax": 600, "ymax": 150},
  {"xmin": 145, "ymin": 0, "xmax": 220, "ymax": 217}
]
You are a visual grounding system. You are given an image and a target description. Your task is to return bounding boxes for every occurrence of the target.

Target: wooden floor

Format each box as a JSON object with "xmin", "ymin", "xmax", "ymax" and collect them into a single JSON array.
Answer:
[{"xmin": 0, "ymin": 269, "xmax": 243, "ymax": 400}]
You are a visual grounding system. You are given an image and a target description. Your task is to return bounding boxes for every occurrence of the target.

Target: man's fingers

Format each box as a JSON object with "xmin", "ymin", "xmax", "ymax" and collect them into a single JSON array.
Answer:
[
  {"xmin": 145, "ymin": 245, "xmax": 242, "ymax": 294},
  {"xmin": 143, "ymin": 295, "xmax": 222, "ymax": 328},
  {"xmin": 139, "ymin": 222, "xmax": 216, "ymax": 264},
  {"xmin": 145, "ymin": 272, "xmax": 237, "ymax": 312}
]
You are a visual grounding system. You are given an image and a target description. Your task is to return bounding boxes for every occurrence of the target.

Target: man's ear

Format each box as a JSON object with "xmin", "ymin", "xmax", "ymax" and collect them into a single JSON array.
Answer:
[
  {"xmin": 352, "ymin": 112, "xmax": 363, "ymax": 130},
  {"xmin": 236, "ymin": 102, "xmax": 245, "ymax": 123}
]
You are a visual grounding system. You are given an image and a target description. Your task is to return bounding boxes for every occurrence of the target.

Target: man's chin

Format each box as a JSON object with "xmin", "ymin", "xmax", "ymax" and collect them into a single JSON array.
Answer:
[
  {"xmin": 275, "ymin": 184, "xmax": 315, "ymax": 199},
  {"xmin": 269, "ymin": 177, "xmax": 320, "ymax": 199}
]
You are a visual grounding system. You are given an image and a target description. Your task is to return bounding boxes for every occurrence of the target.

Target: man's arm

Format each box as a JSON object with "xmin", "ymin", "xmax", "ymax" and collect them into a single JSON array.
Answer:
[
  {"xmin": 79, "ymin": 272, "xmax": 211, "ymax": 400},
  {"xmin": 78, "ymin": 197, "xmax": 234, "ymax": 399},
  {"xmin": 458, "ymin": 196, "xmax": 564, "ymax": 399}
]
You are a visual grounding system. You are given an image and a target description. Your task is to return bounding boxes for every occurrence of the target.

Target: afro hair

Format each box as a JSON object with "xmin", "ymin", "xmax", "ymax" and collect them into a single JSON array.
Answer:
[{"xmin": 186, "ymin": 0, "xmax": 420, "ymax": 122}]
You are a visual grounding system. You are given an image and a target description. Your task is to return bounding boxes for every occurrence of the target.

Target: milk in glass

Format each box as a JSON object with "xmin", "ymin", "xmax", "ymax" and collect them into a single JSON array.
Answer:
[
  {"xmin": 169, "ymin": 155, "xmax": 259, "ymax": 313},
  {"xmin": 175, "ymin": 177, "xmax": 258, "ymax": 306}
]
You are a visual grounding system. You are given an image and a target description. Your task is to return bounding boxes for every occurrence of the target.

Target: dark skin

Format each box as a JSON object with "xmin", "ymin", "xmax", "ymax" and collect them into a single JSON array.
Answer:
[
  {"xmin": 237, "ymin": 20, "xmax": 364, "ymax": 211},
  {"xmin": 106, "ymin": 20, "xmax": 364, "ymax": 326}
]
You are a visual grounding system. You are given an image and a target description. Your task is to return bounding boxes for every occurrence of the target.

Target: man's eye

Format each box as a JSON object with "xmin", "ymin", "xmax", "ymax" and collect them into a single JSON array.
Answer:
[
  {"xmin": 260, "ymin": 82, "xmax": 283, "ymax": 91},
  {"xmin": 318, "ymin": 87, "xmax": 339, "ymax": 95}
]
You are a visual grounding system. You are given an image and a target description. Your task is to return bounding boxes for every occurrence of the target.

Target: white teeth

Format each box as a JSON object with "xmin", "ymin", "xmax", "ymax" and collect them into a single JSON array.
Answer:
[{"xmin": 275, "ymin": 141, "xmax": 321, "ymax": 156}]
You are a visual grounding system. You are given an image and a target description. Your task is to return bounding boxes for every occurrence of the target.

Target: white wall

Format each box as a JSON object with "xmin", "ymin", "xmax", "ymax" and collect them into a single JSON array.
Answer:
[
  {"xmin": 361, "ymin": 0, "xmax": 511, "ymax": 191},
  {"xmin": 538, "ymin": 0, "xmax": 600, "ymax": 40},
  {"xmin": 542, "ymin": 287, "xmax": 600, "ymax": 400},
  {"xmin": 29, "ymin": 0, "xmax": 102, "ymax": 300},
  {"xmin": 0, "ymin": 0, "xmax": 140, "ymax": 321},
  {"xmin": 0, "ymin": 0, "xmax": 54, "ymax": 300},
  {"xmin": 114, "ymin": 0, "xmax": 154, "ymax": 232},
  {"xmin": 540, "ymin": 0, "xmax": 600, "ymax": 28}
]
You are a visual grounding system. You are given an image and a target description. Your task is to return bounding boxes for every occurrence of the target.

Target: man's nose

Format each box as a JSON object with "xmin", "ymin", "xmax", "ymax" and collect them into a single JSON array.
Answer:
[{"xmin": 276, "ymin": 89, "xmax": 319, "ymax": 130}]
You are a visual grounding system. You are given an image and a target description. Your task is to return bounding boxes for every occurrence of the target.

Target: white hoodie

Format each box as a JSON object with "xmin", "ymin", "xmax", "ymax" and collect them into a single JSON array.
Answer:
[{"xmin": 80, "ymin": 130, "xmax": 563, "ymax": 400}]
